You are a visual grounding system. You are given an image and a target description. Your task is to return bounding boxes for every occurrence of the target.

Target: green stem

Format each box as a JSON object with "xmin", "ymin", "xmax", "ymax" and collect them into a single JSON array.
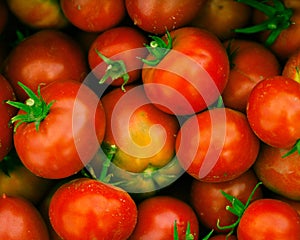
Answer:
[
  {"xmin": 99, "ymin": 143, "xmax": 117, "ymax": 183},
  {"xmin": 282, "ymin": 139, "xmax": 300, "ymax": 158},
  {"xmin": 6, "ymin": 82, "xmax": 54, "ymax": 132}
]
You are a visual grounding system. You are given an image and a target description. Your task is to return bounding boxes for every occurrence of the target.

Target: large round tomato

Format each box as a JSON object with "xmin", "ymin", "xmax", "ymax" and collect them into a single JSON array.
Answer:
[
  {"xmin": 176, "ymin": 107, "xmax": 260, "ymax": 182},
  {"xmin": 49, "ymin": 178, "xmax": 137, "ymax": 240},
  {"xmin": 142, "ymin": 27, "xmax": 230, "ymax": 115},
  {"xmin": 0, "ymin": 194, "xmax": 50, "ymax": 240},
  {"xmin": 0, "ymin": 74, "xmax": 17, "ymax": 161},
  {"xmin": 125, "ymin": 0, "xmax": 206, "ymax": 34},
  {"xmin": 237, "ymin": 199, "xmax": 300, "ymax": 239},
  {"xmin": 11, "ymin": 80, "xmax": 106, "ymax": 179},
  {"xmin": 246, "ymin": 76, "xmax": 300, "ymax": 149},
  {"xmin": 3, "ymin": 29, "xmax": 88, "ymax": 101},
  {"xmin": 128, "ymin": 195, "xmax": 199, "ymax": 240}
]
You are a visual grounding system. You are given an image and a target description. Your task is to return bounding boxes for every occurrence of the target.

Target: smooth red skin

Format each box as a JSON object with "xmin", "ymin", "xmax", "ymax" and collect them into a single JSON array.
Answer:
[
  {"xmin": 282, "ymin": 48, "xmax": 300, "ymax": 83},
  {"xmin": 13, "ymin": 80, "xmax": 106, "ymax": 179},
  {"xmin": 0, "ymin": 194, "xmax": 50, "ymax": 240},
  {"xmin": 60, "ymin": 0, "xmax": 126, "ymax": 32},
  {"xmin": 176, "ymin": 108, "xmax": 260, "ymax": 182},
  {"xmin": 142, "ymin": 27, "xmax": 230, "ymax": 115},
  {"xmin": 101, "ymin": 84, "xmax": 179, "ymax": 173},
  {"xmin": 237, "ymin": 199, "xmax": 300, "ymax": 240},
  {"xmin": 190, "ymin": 170, "xmax": 263, "ymax": 233},
  {"xmin": 254, "ymin": 144, "xmax": 300, "ymax": 200},
  {"xmin": 246, "ymin": 76, "xmax": 300, "ymax": 149},
  {"xmin": 209, "ymin": 235, "xmax": 237, "ymax": 240},
  {"xmin": 49, "ymin": 178, "xmax": 137, "ymax": 240},
  {"xmin": 128, "ymin": 196, "xmax": 199, "ymax": 240},
  {"xmin": 0, "ymin": 74, "xmax": 17, "ymax": 161},
  {"xmin": 3, "ymin": 29, "xmax": 88, "ymax": 102},
  {"xmin": 222, "ymin": 39, "xmax": 281, "ymax": 112},
  {"xmin": 125, "ymin": 0, "xmax": 206, "ymax": 34},
  {"xmin": 88, "ymin": 26, "xmax": 148, "ymax": 86}
]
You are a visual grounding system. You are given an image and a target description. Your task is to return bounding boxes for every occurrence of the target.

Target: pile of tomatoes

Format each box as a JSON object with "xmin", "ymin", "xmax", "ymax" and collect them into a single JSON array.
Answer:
[{"xmin": 1, "ymin": 0, "xmax": 300, "ymax": 239}]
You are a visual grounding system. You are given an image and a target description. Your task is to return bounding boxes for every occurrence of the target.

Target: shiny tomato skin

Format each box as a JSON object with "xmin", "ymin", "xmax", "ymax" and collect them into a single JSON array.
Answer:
[
  {"xmin": 282, "ymin": 48, "xmax": 300, "ymax": 83},
  {"xmin": 246, "ymin": 76, "xmax": 300, "ymax": 149},
  {"xmin": 0, "ymin": 75, "xmax": 17, "ymax": 161},
  {"xmin": 125, "ymin": 0, "xmax": 206, "ymax": 34},
  {"xmin": 88, "ymin": 26, "xmax": 148, "ymax": 87},
  {"xmin": 142, "ymin": 27, "xmax": 230, "ymax": 115},
  {"xmin": 254, "ymin": 144, "xmax": 300, "ymax": 200},
  {"xmin": 13, "ymin": 80, "xmax": 106, "ymax": 179},
  {"xmin": 176, "ymin": 108, "xmax": 260, "ymax": 182},
  {"xmin": 0, "ymin": 194, "xmax": 50, "ymax": 240},
  {"xmin": 3, "ymin": 29, "xmax": 88, "ymax": 102},
  {"xmin": 190, "ymin": 170, "xmax": 263, "ymax": 233},
  {"xmin": 49, "ymin": 178, "xmax": 137, "ymax": 240},
  {"xmin": 60, "ymin": 0, "xmax": 126, "ymax": 32},
  {"xmin": 237, "ymin": 199, "xmax": 300, "ymax": 240},
  {"xmin": 128, "ymin": 195, "xmax": 199, "ymax": 240},
  {"xmin": 222, "ymin": 39, "xmax": 281, "ymax": 112}
]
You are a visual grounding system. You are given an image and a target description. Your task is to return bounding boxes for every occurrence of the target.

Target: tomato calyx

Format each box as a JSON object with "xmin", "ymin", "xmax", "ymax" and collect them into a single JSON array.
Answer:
[
  {"xmin": 141, "ymin": 30, "xmax": 172, "ymax": 66},
  {"xmin": 173, "ymin": 220, "xmax": 214, "ymax": 240},
  {"xmin": 282, "ymin": 139, "xmax": 300, "ymax": 157},
  {"xmin": 6, "ymin": 82, "xmax": 54, "ymax": 131},
  {"xmin": 234, "ymin": 0, "xmax": 293, "ymax": 46},
  {"xmin": 94, "ymin": 49, "xmax": 130, "ymax": 92},
  {"xmin": 216, "ymin": 182, "xmax": 263, "ymax": 237}
]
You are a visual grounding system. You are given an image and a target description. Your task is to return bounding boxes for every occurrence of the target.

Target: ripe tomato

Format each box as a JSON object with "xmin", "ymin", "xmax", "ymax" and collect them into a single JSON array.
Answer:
[
  {"xmin": 282, "ymin": 48, "xmax": 300, "ymax": 83},
  {"xmin": 176, "ymin": 107, "xmax": 260, "ymax": 182},
  {"xmin": 128, "ymin": 195, "xmax": 199, "ymax": 240},
  {"xmin": 0, "ymin": 194, "xmax": 50, "ymax": 240},
  {"xmin": 3, "ymin": 29, "xmax": 88, "ymax": 101},
  {"xmin": 237, "ymin": 199, "xmax": 300, "ymax": 239},
  {"xmin": 246, "ymin": 76, "xmax": 300, "ymax": 149},
  {"xmin": 209, "ymin": 235, "xmax": 237, "ymax": 240},
  {"xmin": 190, "ymin": 170, "xmax": 263, "ymax": 233},
  {"xmin": 88, "ymin": 26, "xmax": 148, "ymax": 88},
  {"xmin": 222, "ymin": 39, "xmax": 281, "ymax": 112},
  {"xmin": 142, "ymin": 27, "xmax": 230, "ymax": 115},
  {"xmin": 125, "ymin": 0, "xmax": 206, "ymax": 34},
  {"xmin": 60, "ymin": 0, "xmax": 126, "ymax": 32},
  {"xmin": 254, "ymin": 143, "xmax": 300, "ymax": 200},
  {"xmin": 49, "ymin": 178, "xmax": 137, "ymax": 240},
  {"xmin": 10, "ymin": 80, "xmax": 106, "ymax": 179}
]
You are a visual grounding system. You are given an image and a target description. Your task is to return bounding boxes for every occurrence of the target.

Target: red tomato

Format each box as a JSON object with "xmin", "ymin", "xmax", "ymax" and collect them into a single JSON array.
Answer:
[
  {"xmin": 176, "ymin": 107, "xmax": 260, "ymax": 182},
  {"xmin": 0, "ymin": 194, "xmax": 50, "ymax": 240},
  {"xmin": 222, "ymin": 39, "xmax": 281, "ymax": 112},
  {"xmin": 3, "ymin": 29, "xmax": 88, "ymax": 101},
  {"xmin": 254, "ymin": 143, "xmax": 300, "ymax": 200},
  {"xmin": 190, "ymin": 170, "xmax": 263, "ymax": 233},
  {"xmin": 88, "ymin": 26, "xmax": 148, "ymax": 88},
  {"xmin": 0, "ymin": 74, "xmax": 17, "ymax": 161},
  {"xmin": 282, "ymin": 48, "xmax": 300, "ymax": 83},
  {"xmin": 209, "ymin": 235, "xmax": 237, "ymax": 240},
  {"xmin": 246, "ymin": 76, "xmax": 300, "ymax": 149},
  {"xmin": 142, "ymin": 27, "xmax": 230, "ymax": 115},
  {"xmin": 49, "ymin": 178, "xmax": 137, "ymax": 240},
  {"xmin": 128, "ymin": 195, "xmax": 199, "ymax": 240},
  {"xmin": 60, "ymin": 0, "xmax": 126, "ymax": 32},
  {"xmin": 11, "ymin": 80, "xmax": 106, "ymax": 179},
  {"xmin": 125, "ymin": 0, "xmax": 206, "ymax": 34},
  {"xmin": 237, "ymin": 199, "xmax": 300, "ymax": 239}
]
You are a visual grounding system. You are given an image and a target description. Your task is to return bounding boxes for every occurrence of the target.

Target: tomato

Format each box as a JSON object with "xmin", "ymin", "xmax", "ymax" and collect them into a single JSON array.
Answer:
[
  {"xmin": 222, "ymin": 39, "xmax": 281, "ymax": 112},
  {"xmin": 88, "ymin": 26, "xmax": 148, "ymax": 88},
  {"xmin": 3, "ymin": 29, "xmax": 88, "ymax": 101},
  {"xmin": 246, "ymin": 76, "xmax": 300, "ymax": 149},
  {"xmin": 10, "ymin": 80, "xmax": 106, "ymax": 179},
  {"xmin": 0, "ymin": 194, "xmax": 50, "ymax": 240},
  {"xmin": 60, "ymin": 0, "xmax": 126, "ymax": 32},
  {"xmin": 125, "ymin": 0, "xmax": 206, "ymax": 34},
  {"xmin": 190, "ymin": 170, "xmax": 263, "ymax": 233},
  {"xmin": 209, "ymin": 234, "xmax": 237, "ymax": 240},
  {"xmin": 176, "ymin": 107, "xmax": 260, "ymax": 182},
  {"xmin": 0, "ymin": 74, "xmax": 17, "ymax": 161},
  {"xmin": 128, "ymin": 195, "xmax": 199, "ymax": 240},
  {"xmin": 282, "ymin": 48, "xmax": 300, "ymax": 83},
  {"xmin": 6, "ymin": 0, "xmax": 68, "ymax": 29},
  {"xmin": 142, "ymin": 27, "xmax": 230, "ymax": 115},
  {"xmin": 191, "ymin": 0, "xmax": 252, "ymax": 40},
  {"xmin": 237, "ymin": 198, "xmax": 300, "ymax": 239},
  {"xmin": 254, "ymin": 143, "xmax": 300, "ymax": 200},
  {"xmin": 49, "ymin": 178, "xmax": 137, "ymax": 240}
]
